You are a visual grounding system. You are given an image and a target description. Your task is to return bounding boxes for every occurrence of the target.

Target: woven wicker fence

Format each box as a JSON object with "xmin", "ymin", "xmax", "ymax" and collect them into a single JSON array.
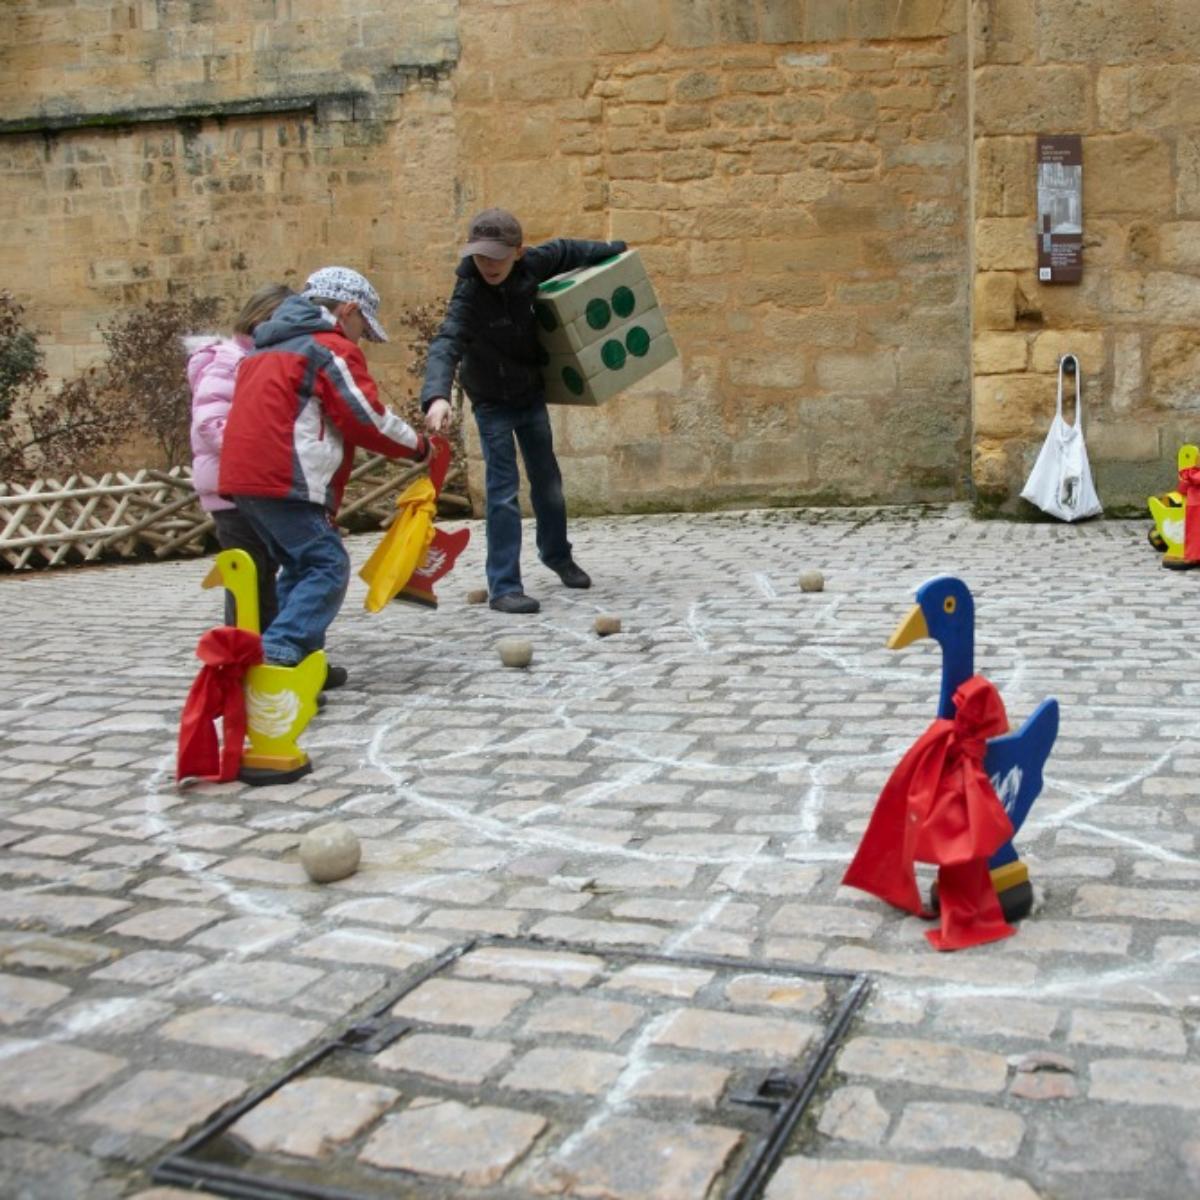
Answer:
[{"xmin": 0, "ymin": 454, "xmax": 468, "ymax": 571}]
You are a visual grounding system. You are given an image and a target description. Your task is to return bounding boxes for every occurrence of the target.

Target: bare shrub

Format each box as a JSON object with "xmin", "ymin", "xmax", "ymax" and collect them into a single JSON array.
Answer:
[
  {"xmin": 0, "ymin": 292, "xmax": 45, "ymax": 426},
  {"xmin": 102, "ymin": 295, "xmax": 222, "ymax": 468},
  {"xmin": 0, "ymin": 294, "xmax": 130, "ymax": 483},
  {"xmin": 1, "ymin": 292, "xmax": 223, "ymax": 483}
]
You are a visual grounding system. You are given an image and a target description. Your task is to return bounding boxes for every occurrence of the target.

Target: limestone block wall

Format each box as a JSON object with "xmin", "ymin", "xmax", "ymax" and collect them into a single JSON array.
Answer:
[
  {"xmin": 454, "ymin": 0, "xmax": 973, "ymax": 512},
  {"xmin": 8, "ymin": 1, "xmax": 1194, "ymax": 513},
  {"xmin": 2, "ymin": 0, "xmax": 973, "ymax": 512},
  {"xmin": 1, "ymin": 0, "xmax": 458, "ymax": 123},
  {"xmin": 0, "ymin": 0, "xmax": 461, "ymax": 409},
  {"xmin": 971, "ymin": 0, "xmax": 1200, "ymax": 509}
]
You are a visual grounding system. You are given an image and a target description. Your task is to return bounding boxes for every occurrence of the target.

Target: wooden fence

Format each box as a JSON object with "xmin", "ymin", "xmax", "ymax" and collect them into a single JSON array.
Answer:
[{"xmin": 0, "ymin": 454, "xmax": 468, "ymax": 571}]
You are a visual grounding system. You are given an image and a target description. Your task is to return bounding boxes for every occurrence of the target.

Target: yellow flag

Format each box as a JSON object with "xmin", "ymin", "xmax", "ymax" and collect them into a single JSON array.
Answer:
[{"xmin": 359, "ymin": 477, "xmax": 438, "ymax": 613}]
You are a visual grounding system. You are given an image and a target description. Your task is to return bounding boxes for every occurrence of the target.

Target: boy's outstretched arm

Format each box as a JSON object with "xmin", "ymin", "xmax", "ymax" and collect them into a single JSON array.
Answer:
[
  {"xmin": 528, "ymin": 237, "xmax": 628, "ymax": 282},
  {"xmin": 420, "ymin": 279, "xmax": 473, "ymax": 427}
]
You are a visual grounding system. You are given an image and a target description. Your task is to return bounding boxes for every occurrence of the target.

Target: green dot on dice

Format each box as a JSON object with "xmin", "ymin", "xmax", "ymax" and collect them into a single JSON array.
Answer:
[
  {"xmin": 539, "ymin": 278, "xmax": 576, "ymax": 293},
  {"xmin": 612, "ymin": 286, "xmax": 635, "ymax": 318},
  {"xmin": 535, "ymin": 303, "xmax": 558, "ymax": 332},
  {"xmin": 563, "ymin": 366, "xmax": 585, "ymax": 395},
  {"xmin": 586, "ymin": 298, "xmax": 611, "ymax": 330},
  {"xmin": 601, "ymin": 340, "xmax": 626, "ymax": 370},
  {"xmin": 625, "ymin": 326, "xmax": 650, "ymax": 356}
]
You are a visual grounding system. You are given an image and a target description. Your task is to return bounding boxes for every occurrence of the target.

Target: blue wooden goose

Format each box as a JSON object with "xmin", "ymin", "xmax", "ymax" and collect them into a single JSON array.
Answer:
[{"xmin": 888, "ymin": 575, "xmax": 1059, "ymax": 919}]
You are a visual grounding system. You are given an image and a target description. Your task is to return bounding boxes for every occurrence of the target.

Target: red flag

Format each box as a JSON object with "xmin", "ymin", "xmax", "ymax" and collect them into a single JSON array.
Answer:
[
  {"xmin": 176, "ymin": 626, "xmax": 263, "ymax": 783},
  {"xmin": 843, "ymin": 675, "xmax": 1017, "ymax": 951}
]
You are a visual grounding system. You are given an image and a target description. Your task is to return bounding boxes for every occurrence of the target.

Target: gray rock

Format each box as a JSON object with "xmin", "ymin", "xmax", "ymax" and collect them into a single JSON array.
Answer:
[
  {"xmin": 299, "ymin": 822, "xmax": 361, "ymax": 883},
  {"xmin": 497, "ymin": 638, "xmax": 533, "ymax": 668}
]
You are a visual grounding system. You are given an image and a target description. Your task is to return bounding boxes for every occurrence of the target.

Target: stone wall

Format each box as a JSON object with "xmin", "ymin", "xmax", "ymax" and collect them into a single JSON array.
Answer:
[
  {"xmin": 972, "ymin": 0, "xmax": 1200, "ymax": 509},
  {"xmin": 0, "ymin": 0, "xmax": 461, "ymax": 406},
  {"xmin": 2, "ymin": 1, "xmax": 1195, "ymax": 512},
  {"xmin": 453, "ymin": 1, "xmax": 972, "ymax": 512},
  {"xmin": 0, "ymin": 0, "xmax": 974, "ymax": 511}
]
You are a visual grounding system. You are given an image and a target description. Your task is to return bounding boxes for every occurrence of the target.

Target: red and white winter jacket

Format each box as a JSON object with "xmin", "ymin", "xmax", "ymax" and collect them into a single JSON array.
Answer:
[{"xmin": 219, "ymin": 295, "xmax": 427, "ymax": 513}]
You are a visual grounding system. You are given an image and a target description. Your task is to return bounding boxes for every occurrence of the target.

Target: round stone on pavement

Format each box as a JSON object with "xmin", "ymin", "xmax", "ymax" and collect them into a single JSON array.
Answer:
[
  {"xmin": 497, "ymin": 638, "xmax": 533, "ymax": 668},
  {"xmin": 466, "ymin": 588, "xmax": 489, "ymax": 605},
  {"xmin": 299, "ymin": 822, "xmax": 361, "ymax": 883},
  {"xmin": 798, "ymin": 570, "xmax": 825, "ymax": 593},
  {"xmin": 594, "ymin": 615, "xmax": 622, "ymax": 637}
]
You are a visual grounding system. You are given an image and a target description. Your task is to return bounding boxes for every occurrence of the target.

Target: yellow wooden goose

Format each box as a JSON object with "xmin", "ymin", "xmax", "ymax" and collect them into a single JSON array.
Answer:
[
  {"xmin": 1148, "ymin": 443, "xmax": 1199, "ymax": 563},
  {"xmin": 203, "ymin": 549, "xmax": 325, "ymax": 784}
]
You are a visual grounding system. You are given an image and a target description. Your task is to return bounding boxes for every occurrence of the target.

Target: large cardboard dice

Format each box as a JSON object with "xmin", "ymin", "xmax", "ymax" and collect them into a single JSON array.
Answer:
[{"xmin": 535, "ymin": 249, "xmax": 678, "ymax": 406}]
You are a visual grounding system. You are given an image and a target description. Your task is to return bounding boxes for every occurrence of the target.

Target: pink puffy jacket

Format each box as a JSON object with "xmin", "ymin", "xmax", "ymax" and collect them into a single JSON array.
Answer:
[{"xmin": 186, "ymin": 334, "xmax": 252, "ymax": 512}]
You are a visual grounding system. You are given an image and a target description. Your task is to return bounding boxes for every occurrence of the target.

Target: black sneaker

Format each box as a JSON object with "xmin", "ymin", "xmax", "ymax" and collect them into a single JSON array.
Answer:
[
  {"xmin": 489, "ymin": 592, "xmax": 541, "ymax": 614},
  {"xmin": 548, "ymin": 559, "xmax": 591, "ymax": 589},
  {"xmin": 324, "ymin": 665, "xmax": 349, "ymax": 689}
]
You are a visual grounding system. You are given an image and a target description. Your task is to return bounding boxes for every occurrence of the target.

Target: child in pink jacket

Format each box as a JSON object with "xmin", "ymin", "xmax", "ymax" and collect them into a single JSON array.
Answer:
[{"xmin": 186, "ymin": 284, "xmax": 292, "ymax": 634}]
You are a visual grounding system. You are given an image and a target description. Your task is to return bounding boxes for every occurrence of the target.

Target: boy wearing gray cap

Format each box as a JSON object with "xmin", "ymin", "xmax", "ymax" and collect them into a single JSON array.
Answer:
[
  {"xmin": 421, "ymin": 208, "xmax": 626, "ymax": 614},
  {"xmin": 221, "ymin": 266, "xmax": 430, "ymax": 677}
]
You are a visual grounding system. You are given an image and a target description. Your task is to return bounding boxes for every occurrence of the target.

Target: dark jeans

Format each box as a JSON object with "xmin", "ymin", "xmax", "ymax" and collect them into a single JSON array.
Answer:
[
  {"xmin": 212, "ymin": 506, "xmax": 279, "ymax": 632},
  {"xmin": 473, "ymin": 399, "xmax": 571, "ymax": 598},
  {"xmin": 230, "ymin": 496, "xmax": 350, "ymax": 667}
]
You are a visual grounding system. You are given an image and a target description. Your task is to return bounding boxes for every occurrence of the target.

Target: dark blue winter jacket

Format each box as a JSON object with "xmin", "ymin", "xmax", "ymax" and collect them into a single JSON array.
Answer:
[{"xmin": 420, "ymin": 238, "xmax": 627, "ymax": 410}]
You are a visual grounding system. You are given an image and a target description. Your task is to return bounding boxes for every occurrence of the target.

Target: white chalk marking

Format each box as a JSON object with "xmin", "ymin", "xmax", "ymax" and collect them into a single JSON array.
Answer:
[{"xmin": 753, "ymin": 572, "xmax": 777, "ymax": 600}]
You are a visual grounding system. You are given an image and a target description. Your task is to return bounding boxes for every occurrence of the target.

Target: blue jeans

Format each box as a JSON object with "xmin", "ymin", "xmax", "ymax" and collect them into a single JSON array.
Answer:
[
  {"xmin": 473, "ymin": 399, "xmax": 571, "ymax": 598},
  {"xmin": 231, "ymin": 496, "xmax": 349, "ymax": 666}
]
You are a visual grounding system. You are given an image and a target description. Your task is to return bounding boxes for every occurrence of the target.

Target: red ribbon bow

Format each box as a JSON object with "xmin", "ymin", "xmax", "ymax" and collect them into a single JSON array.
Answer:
[
  {"xmin": 176, "ymin": 626, "xmax": 263, "ymax": 783},
  {"xmin": 842, "ymin": 675, "xmax": 1017, "ymax": 951}
]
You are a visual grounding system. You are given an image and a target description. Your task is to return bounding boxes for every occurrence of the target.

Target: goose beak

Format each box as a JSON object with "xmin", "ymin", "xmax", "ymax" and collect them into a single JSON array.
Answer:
[
  {"xmin": 887, "ymin": 604, "xmax": 929, "ymax": 650},
  {"xmin": 202, "ymin": 564, "xmax": 223, "ymax": 590}
]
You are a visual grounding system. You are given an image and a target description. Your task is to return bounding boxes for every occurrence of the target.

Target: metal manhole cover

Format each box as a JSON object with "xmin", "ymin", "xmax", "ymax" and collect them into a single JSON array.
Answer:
[{"xmin": 154, "ymin": 937, "xmax": 869, "ymax": 1199}]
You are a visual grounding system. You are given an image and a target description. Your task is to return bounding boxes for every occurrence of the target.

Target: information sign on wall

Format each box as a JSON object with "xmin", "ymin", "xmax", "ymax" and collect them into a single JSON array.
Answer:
[{"xmin": 1036, "ymin": 135, "xmax": 1083, "ymax": 283}]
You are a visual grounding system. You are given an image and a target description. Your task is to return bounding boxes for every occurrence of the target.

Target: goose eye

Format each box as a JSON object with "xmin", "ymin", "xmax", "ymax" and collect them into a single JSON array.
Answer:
[{"xmin": 943, "ymin": 596, "xmax": 956, "ymax": 614}]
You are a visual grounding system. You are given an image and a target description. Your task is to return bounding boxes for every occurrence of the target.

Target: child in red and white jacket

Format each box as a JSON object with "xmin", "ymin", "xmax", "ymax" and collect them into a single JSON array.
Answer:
[
  {"xmin": 186, "ymin": 283, "xmax": 292, "ymax": 635},
  {"xmin": 219, "ymin": 267, "xmax": 430, "ymax": 681}
]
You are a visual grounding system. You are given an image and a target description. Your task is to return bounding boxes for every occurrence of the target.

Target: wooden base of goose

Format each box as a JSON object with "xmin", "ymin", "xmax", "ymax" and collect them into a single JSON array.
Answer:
[
  {"xmin": 930, "ymin": 861, "xmax": 1034, "ymax": 925},
  {"xmin": 239, "ymin": 758, "xmax": 313, "ymax": 787}
]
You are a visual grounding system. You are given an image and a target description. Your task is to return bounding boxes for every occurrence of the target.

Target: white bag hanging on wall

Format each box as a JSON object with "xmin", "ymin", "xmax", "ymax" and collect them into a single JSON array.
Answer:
[{"xmin": 1019, "ymin": 353, "xmax": 1103, "ymax": 521}]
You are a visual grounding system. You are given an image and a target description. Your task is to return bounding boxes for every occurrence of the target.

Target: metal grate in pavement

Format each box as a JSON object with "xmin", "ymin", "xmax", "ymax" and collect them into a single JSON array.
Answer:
[{"xmin": 153, "ymin": 936, "xmax": 870, "ymax": 1200}]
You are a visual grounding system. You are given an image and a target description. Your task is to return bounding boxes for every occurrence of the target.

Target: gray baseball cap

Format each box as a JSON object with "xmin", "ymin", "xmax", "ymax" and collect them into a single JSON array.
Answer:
[{"xmin": 460, "ymin": 208, "xmax": 523, "ymax": 260}]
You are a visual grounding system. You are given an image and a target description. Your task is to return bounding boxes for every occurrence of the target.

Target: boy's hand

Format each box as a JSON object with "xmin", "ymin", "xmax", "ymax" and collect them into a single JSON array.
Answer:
[{"xmin": 425, "ymin": 398, "xmax": 452, "ymax": 433}]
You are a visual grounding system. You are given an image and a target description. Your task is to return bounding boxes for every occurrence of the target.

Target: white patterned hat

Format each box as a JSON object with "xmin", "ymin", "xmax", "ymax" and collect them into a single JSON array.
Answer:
[{"xmin": 302, "ymin": 266, "xmax": 387, "ymax": 342}]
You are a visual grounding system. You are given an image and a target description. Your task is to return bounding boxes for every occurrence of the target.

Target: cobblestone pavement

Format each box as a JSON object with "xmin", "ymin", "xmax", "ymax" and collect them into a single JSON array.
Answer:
[{"xmin": 1, "ymin": 505, "xmax": 1198, "ymax": 1199}]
